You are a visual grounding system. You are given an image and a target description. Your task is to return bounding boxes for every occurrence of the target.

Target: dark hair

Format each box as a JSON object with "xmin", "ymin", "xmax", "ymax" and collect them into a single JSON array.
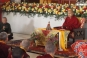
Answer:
[
  {"xmin": 0, "ymin": 32, "xmax": 8, "ymax": 41},
  {"xmin": 12, "ymin": 47, "xmax": 25, "ymax": 58}
]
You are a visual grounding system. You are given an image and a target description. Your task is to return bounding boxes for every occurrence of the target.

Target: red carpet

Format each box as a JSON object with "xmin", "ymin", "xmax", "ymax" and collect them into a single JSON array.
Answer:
[
  {"xmin": 8, "ymin": 40, "xmax": 76, "ymax": 57},
  {"xmin": 29, "ymin": 45, "xmax": 75, "ymax": 57}
]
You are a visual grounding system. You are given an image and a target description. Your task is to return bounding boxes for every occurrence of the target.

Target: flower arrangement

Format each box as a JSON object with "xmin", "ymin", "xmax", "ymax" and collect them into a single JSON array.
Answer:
[
  {"xmin": 30, "ymin": 29, "xmax": 43, "ymax": 40},
  {"xmin": 46, "ymin": 31, "xmax": 59, "ymax": 45},
  {"xmin": 2, "ymin": 1, "xmax": 87, "ymax": 19},
  {"xmin": 30, "ymin": 29, "xmax": 59, "ymax": 45},
  {"xmin": 48, "ymin": 34, "xmax": 59, "ymax": 45},
  {"xmin": 30, "ymin": 32, "xmax": 39, "ymax": 40},
  {"xmin": 30, "ymin": 29, "xmax": 46, "ymax": 46}
]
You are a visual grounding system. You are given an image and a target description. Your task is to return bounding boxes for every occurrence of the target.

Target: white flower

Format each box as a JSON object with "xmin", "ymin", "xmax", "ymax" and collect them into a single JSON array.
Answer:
[
  {"xmin": 49, "ymin": 4, "xmax": 51, "ymax": 6},
  {"xmin": 46, "ymin": 11, "xmax": 47, "ymax": 14},
  {"xmin": 83, "ymin": 10, "xmax": 84, "ymax": 11},
  {"xmin": 78, "ymin": 13, "xmax": 80, "ymax": 15},
  {"xmin": 61, "ymin": 12, "xmax": 63, "ymax": 15},
  {"xmin": 21, "ymin": 10, "xmax": 23, "ymax": 11}
]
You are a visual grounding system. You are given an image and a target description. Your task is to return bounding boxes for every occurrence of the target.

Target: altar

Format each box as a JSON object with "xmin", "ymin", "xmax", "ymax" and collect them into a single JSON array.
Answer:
[{"xmin": 31, "ymin": 28, "xmax": 70, "ymax": 51}]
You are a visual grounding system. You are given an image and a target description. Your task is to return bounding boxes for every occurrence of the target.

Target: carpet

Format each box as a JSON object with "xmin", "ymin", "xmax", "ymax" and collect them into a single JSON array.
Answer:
[{"xmin": 7, "ymin": 40, "xmax": 76, "ymax": 58}]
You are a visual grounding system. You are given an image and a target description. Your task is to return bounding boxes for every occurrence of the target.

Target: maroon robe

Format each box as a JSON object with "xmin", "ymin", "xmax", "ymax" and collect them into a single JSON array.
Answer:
[
  {"xmin": 0, "ymin": 42, "xmax": 10, "ymax": 58},
  {"xmin": 37, "ymin": 54, "xmax": 53, "ymax": 58},
  {"xmin": 63, "ymin": 15, "xmax": 81, "ymax": 31},
  {"xmin": 8, "ymin": 50, "xmax": 30, "ymax": 58}
]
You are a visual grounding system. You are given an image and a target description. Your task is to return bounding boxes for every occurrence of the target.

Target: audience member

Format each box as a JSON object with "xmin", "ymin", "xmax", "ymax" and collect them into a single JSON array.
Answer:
[
  {"xmin": 37, "ymin": 40, "xmax": 56, "ymax": 58},
  {"xmin": 0, "ymin": 32, "xmax": 10, "ymax": 58},
  {"xmin": 0, "ymin": 17, "xmax": 13, "ymax": 40},
  {"xmin": 11, "ymin": 47, "xmax": 26, "ymax": 58},
  {"xmin": 20, "ymin": 39, "xmax": 30, "ymax": 58},
  {"xmin": 62, "ymin": 9, "xmax": 81, "ymax": 32},
  {"xmin": 8, "ymin": 39, "xmax": 30, "ymax": 58}
]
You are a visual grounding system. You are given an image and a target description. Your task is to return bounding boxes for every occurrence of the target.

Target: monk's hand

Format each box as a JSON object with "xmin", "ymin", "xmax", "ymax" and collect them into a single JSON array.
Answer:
[{"xmin": 3, "ymin": 26, "xmax": 5, "ymax": 30}]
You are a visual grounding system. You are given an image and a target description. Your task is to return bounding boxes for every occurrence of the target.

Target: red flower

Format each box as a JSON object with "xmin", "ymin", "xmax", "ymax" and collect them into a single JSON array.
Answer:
[
  {"xmin": 39, "ymin": 5, "xmax": 43, "ymax": 8},
  {"xmin": 76, "ymin": 6, "xmax": 79, "ymax": 9},
  {"xmin": 45, "ymin": 5, "xmax": 51, "ymax": 9},
  {"xmin": 15, "ymin": 3, "xmax": 18, "ymax": 6},
  {"xmin": 66, "ymin": 7, "xmax": 70, "ymax": 11},
  {"xmin": 26, "ymin": 6, "xmax": 29, "ymax": 8},
  {"xmin": 84, "ymin": 8, "xmax": 87, "ymax": 10}
]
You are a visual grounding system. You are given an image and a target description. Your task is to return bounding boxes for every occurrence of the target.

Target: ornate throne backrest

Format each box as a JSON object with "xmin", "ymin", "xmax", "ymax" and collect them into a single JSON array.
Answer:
[
  {"xmin": 77, "ymin": 17, "xmax": 86, "ymax": 28},
  {"xmin": 73, "ymin": 17, "xmax": 86, "ymax": 40}
]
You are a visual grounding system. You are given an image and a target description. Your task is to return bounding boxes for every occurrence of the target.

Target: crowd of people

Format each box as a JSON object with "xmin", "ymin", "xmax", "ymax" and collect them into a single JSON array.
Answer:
[
  {"xmin": 0, "ymin": 32, "xmax": 56, "ymax": 58},
  {"xmin": 0, "ymin": 8, "xmax": 85, "ymax": 58}
]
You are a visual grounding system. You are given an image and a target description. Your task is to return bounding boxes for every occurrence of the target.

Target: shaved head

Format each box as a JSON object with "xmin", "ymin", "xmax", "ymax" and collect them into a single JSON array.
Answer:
[
  {"xmin": 67, "ymin": 9, "xmax": 73, "ymax": 17},
  {"xmin": 45, "ymin": 41, "xmax": 56, "ymax": 54},
  {"xmin": 20, "ymin": 39, "xmax": 30, "ymax": 51}
]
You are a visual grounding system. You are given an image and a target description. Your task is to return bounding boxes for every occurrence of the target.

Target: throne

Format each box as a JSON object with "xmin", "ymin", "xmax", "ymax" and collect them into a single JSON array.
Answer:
[
  {"xmin": 69, "ymin": 17, "xmax": 86, "ymax": 43},
  {"xmin": 54, "ymin": 17, "xmax": 86, "ymax": 43}
]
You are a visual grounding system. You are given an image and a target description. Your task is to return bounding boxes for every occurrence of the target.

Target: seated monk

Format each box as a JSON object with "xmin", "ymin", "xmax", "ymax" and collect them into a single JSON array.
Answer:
[
  {"xmin": 54, "ymin": 9, "xmax": 81, "ymax": 32},
  {"xmin": 37, "ymin": 40, "xmax": 56, "ymax": 58},
  {"xmin": 62, "ymin": 9, "xmax": 81, "ymax": 32},
  {"xmin": 54, "ymin": 9, "xmax": 81, "ymax": 39},
  {"xmin": 0, "ymin": 17, "xmax": 13, "ymax": 40},
  {"xmin": 11, "ymin": 47, "xmax": 28, "ymax": 58},
  {"xmin": 0, "ymin": 32, "xmax": 10, "ymax": 58},
  {"xmin": 8, "ymin": 39, "xmax": 30, "ymax": 58}
]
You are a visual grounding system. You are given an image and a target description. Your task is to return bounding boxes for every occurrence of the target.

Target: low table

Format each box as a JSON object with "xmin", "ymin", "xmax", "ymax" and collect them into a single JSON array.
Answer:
[{"xmin": 34, "ymin": 28, "xmax": 70, "ymax": 51}]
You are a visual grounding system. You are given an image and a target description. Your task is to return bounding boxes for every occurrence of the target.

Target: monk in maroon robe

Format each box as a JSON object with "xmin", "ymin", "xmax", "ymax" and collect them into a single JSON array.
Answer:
[
  {"xmin": 54, "ymin": 9, "xmax": 81, "ymax": 32},
  {"xmin": 62, "ymin": 9, "xmax": 81, "ymax": 32},
  {"xmin": 0, "ymin": 32, "xmax": 10, "ymax": 58},
  {"xmin": 8, "ymin": 47, "xmax": 30, "ymax": 58},
  {"xmin": 8, "ymin": 39, "xmax": 30, "ymax": 58},
  {"xmin": 37, "ymin": 40, "xmax": 56, "ymax": 58}
]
